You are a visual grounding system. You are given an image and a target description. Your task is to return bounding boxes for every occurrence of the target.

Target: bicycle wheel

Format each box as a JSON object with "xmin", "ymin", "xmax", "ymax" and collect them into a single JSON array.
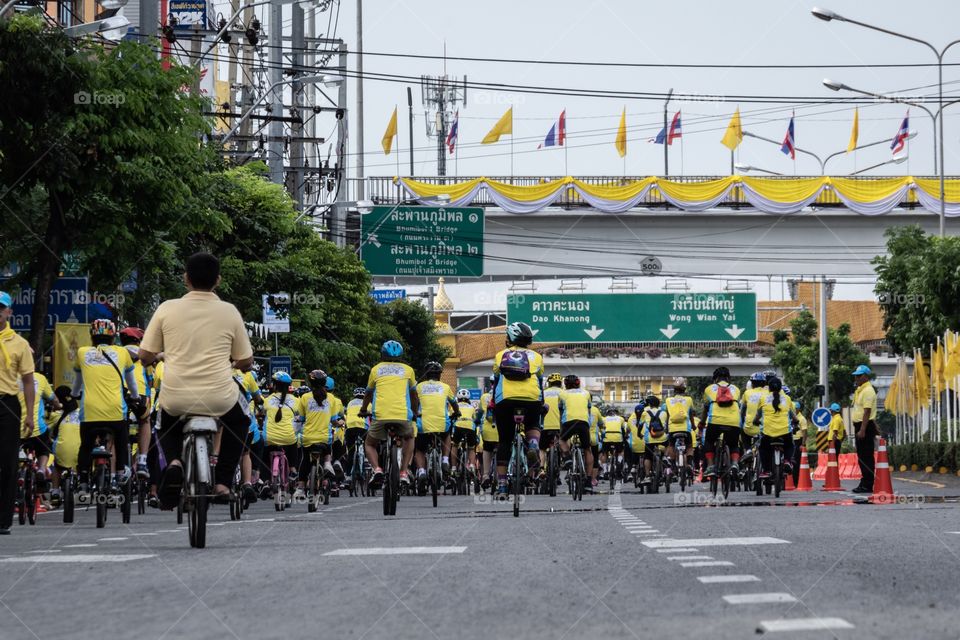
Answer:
[
  {"xmin": 548, "ymin": 446, "xmax": 558, "ymax": 497},
  {"xmin": 120, "ymin": 477, "xmax": 132, "ymax": 524},
  {"xmin": 609, "ymin": 456, "xmax": 616, "ymax": 492},
  {"xmin": 94, "ymin": 466, "xmax": 108, "ymax": 528},
  {"xmin": 430, "ymin": 455, "xmax": 439, "ymax": 508},
  {"xmin": 189, "ymin": 481, "xmax": 208, "ymax": 549},
  {"xmin": 308, "ymin": 465, "xmax": 318, "ymax": 513},
  {"xmin": 773, "ymin": 451, "xmax": 782, "ymax": 499},
  {"xmin": 25, "ymin": 471, "xmax": 37, "ymax": 525},
  {"xmin": 63, "ymin": 474, "xmax": 75, "ymax": 524},
  {"xmin": 678, "ymin": 452, "xmax": 687, "ymax": 492},
  {"xmin": 389, "ymin": 445, "xmax": 400, "ymax": 516},
  {"xmin": 720, "ymin": 446, "xmax": 731, "ymax": 500},
  {"xmin": 137, "ymin": 477, "xmax": 147, "ymax": 515}
]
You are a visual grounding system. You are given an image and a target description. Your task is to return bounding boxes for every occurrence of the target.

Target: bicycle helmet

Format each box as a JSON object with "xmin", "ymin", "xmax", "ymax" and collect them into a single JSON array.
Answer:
[
  {"xmin": 782, "ymin": 384, "xmax": 792, "ymax": 396},
  {"xmin": 423, "ymin": 361, "xmax": 443, "ymax": 377},
  {"xmin": 673, "ymin": 377, "xmax": 687, "ymax": 387},
  {"xmin": 763, "ymin": 369, "xmax": 777, "ymax": 382},
  {"xmin": 119, "ymin": 326, "xmax": 144, "ymax": 342},
  {"xmin": 381, "ymin": 340, "xmax": 403, "ymax": 358},
  {"xmin": 830, "ymin": 402, "xmax": 841, "ymax": 412},
  {"xmin": 353, "ymin": 387, "xmax": 367, "ymax": 398},
  {"xmin": 750, "ymin": 371, "xmax": 766, "ymax": 383},
  {"xmin": 564, "ymin": 374, "xmax": 580, "ymax": 388},
  {"xmin": 308, "ymin": 369, "xmax": 328, "ymax": 387},
  {"xmin": 547, "ymin": 373, "xmax": 563, "ymax": 384},
  {"xmin": 296, "ymin": 385, "xmax": 311, "ymax": 397},
  {"xmin": 91, "ymin": 319, "xmax": 117, "ymax": 337},
  {"xmin": 272, "ymin": 371, "xmax": 292, "ymax": 385},
  {"xmin": 506, "ymin": 321, "xmax": 534, "ymax": 347},
  {"xmin": 456, "ymin": 389, "xmax": 472, "ymax": 401},
  {"xmin": 325, "ymin": 376, "xmax": 336, "ymax": 391},
  {"xmin": 712, "ymin": 366, "xmax": 731, "ymax": 382},
  {"xmin": 605, "ymin": 407, "xmax": 618, "ymax": 416},
  {"xmin": 634, "ymin": 402, "xmax": 646, "ymax": 413}
]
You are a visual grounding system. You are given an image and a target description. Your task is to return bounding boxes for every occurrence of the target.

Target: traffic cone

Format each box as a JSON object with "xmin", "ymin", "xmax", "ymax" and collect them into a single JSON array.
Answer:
[
  {"xmin": 795, "ymin": 446, "xmax": 813, "ymax": 492},
  {"xmin": 870, "ymin": 438, "xmax": 895, "ymax": 504},
  {"xmin": 822, "ymin": 446, "xmax": 842, "ymax": 491},
  {"xmin": 785, "ymin": 467, "xmax": 796, "ymax": 490}
]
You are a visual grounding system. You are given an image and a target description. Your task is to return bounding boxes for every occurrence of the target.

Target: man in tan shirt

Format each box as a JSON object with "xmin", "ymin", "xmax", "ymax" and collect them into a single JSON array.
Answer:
[
  {"xmin": 140, "ymin": 254, "xmax": 254, "ymax": 508},
  {"xmin": 0, "ymin": 291, "xmax": 35, "ymax": 534}
]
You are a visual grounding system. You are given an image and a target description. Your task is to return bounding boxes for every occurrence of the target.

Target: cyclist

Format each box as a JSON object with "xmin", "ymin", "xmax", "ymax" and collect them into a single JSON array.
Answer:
[
  {"xmin": 342, "ymin": 387, "xmax": 369, "ymax": 490},
  {"xmin": 18, "ymin": 368, "xmax": 58, "ymax": 492},
  {"xmin": 294, "ymin": 369, "xmax": 337, "ymax": 500},
  {"xmin": 540, "ymin": 373, "xmax": 563, "ymax": 479},
  {"xmin": 260, "ymin": 371, "xmax": 300, "ymax": 498},
  {"xmin": 478, "ymin": 376, "xmax": 498, "ymax": 489},
  {"xmin": 739, "ymin": 372, "xmax": 767, "ymax": 476},
  {"xmin": 48, "ymin": 386, "xmax": 79, "ymax": 505},
  {"xmin": 625, "ymin": 403, "xmax": 645, "ymax": 483},
  {"xmin": 491, "ymin": 322, "xmax": 544, "ymax": 497},
  {"xmin": 557, "ymin": 374, "xmax": 594, "ymax": 493},
  {"xmin": 232, "ymin": 364, "xmax": 264, "ymax": 503},
  {"xmin": 752, "ymin": 376, "xmax": 794, "ymax": 479},
  {"xmin": 589, "ymin": 401, "xmax": 603, "ymax": 488},
  {"xmin": 451, "ymin": 389, "xmax": 479, "ymax": 481},
  {"xmin": 599, "ymin": 407, "xmax": 626, "ymax": 482},
  {"xmin": 665, "ymin": 378, "xmax": 695, "ymax": 475},
  {"xmin": 359, "ymin": 340, "xmax": 419, "ymax": 489},
  {"xmin": 0, "ymin": 289, "xmax": 35, "ymax": 535},
  {"xmin": 119, "ymin": 326, "xmax": 152, "ymax": 480},
  {"xmin": 827, "ymin": 402, "xmax": 845, "ymax": 453},
  {"xmin": 414, "ymin": 361, "xmax": 456, "ymax": 492},
  {"xmin": 325, "ymin": 376, "xmax": 345, "ymax": 479},
  {"xmin": 73, "ymin": 319, "xmax": 142, "ymax": 492},
  {"xmin": 139, "ymin": 252, "xmax": 255, "ymax": 508},
  {"xmin": 641, "ymin": 395, "xmax": 669, "ymax": 484},
  {"xmin": 699, "ymin": 366, "xmax": 742, "ymax": 479}
]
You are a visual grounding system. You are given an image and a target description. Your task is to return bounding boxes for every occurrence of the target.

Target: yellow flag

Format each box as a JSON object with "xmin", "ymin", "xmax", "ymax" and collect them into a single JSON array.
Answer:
[
  {"xmin": 846, "ymin": 107, "xmax": 859, "ymax": 153},
  {"xmin": 54, "ymin": 322, "xmax": 91, "ymax": 390},
  {"xmin": 914, "ymin": 349, "xmax": 929, "ymax": 407},
  {"xmin": 885, "ymin": 365, "xmax": 899, "ymax": 414},
  {"xmin": 615, "ymin": 107, "xmax": 627, "ymax": 158},
  {"xmin": 481, "ymin": 107, "xmax": 513, "ymax": 144},
  {"xmin": 933, "ymin": 341, "xmax": 945, "ymax": 393},
  {"xmin": 945, "ymin": 330, "xmax": 960, "ymax": 380},
  {"xmin": 381, "ymin": 107, "xmax": 398, "ymax": 155},
  {"xmin": 720, "ymin": 107, "xmax": 743, "ymax": 151}
]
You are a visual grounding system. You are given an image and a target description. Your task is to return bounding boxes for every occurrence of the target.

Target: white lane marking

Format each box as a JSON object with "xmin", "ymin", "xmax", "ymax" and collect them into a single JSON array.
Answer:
[
  {"xmin": 27, "ymin": 550, "xmax": 61, "ymax": 554},
  {"xmin": 0, "ymin": 554, "xmax": 156, "ymax": 564},
  {"xmin": 679, "ymin": 561, "xmax": 735, "ymax": 568},
  {"xmin": 759, "ymin": 618, "xmax": 854, "ymax": 632},
  {"xmin": 657, "ymin": 548, "xmax": 698, "ymax": 553},
  {"xmin": 130, "ymin": 533, "xmax": 157, "ymax": 537},
  {"xmin": 698, "ymin": 575, "xmax": 760, "ymax": 584},
  {"xmin": 97, "ymin": 537, "xmax": 128, "ymax": 541},
  {"xmin": 62, "ymin": 544, "xmax": 97, "ymax": 548},
  {"xmin": 643, "ymin": 534, "xmax": 668, "ymax": 537},
  {"xmin": 323, "ymin": 546, "xmax": 467, "ymax": 557},
  {"xmin": 251, "ymin": 518, "xmax": 275, "ymax": 523},
  {"xmin": 642, "ymin": 537, "xmax": 790, "ymax": 549},
  {"xmin": 155, "ymin": 530, "xmax": 180, "ymax": 533},
  {"xmin": 946, "ymin": 531, "xmax": 960, "ymax": 534},
  {"xmin": 667, "ymin": 555, "xmax": 714, "ymax": 561},
  {"xmin": 722, "ymin": 593, "xmax": 797, "ymax": 604}
]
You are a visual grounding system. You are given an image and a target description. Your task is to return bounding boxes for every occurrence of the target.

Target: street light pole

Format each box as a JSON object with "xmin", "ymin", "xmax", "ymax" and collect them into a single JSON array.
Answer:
[{"xmin": 742, "ymin": 130, "xmax": 825, "ymax": 174}]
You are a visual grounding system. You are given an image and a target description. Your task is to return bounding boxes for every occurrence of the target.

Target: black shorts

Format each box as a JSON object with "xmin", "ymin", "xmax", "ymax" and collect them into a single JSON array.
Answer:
[
  {"xmin": 540, "ymin": 429, "xmax": 560, "ymax": 449},
  {"xmin": 704, "ymin": 423, "xmax": 741, "ymax": 455},
  {"xmin": 20, "ymin": 433, "xmax": 51, "ymax": 457},
  {"xmin": 482, "ymin": 440, "xmax": 498, "ymax": 453},
  {"xmin": 452, "ymin": 427, "xmax": 479, "ymax": 448},
  {"xmin": 602, "ymin": 442, "xmax": 624, "ymax": 454},
  {"xmin": 493, "ymin": 399, "xmax": 543, "ymax": 464},
  {"xmin": 559, "ymin": 420, "xmax": 590, "ymax": 447},
  {"xmin": 415, "ymin": 432, "xmax": 447, "ymax": 453}
]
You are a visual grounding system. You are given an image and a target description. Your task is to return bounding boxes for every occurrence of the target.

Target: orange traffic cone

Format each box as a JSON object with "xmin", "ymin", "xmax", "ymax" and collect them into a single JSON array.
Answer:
[
  {"xmin": 870, "ymin": 438, "xmax": 895, "ymax": 504},
  {"xmin": 795, "ymin": 446, "xmax": 813, "ymax": 492},
  {"xmin": 785, "ymin": 467, "xmax": 796, "ymax": 490},
  {"xmin": 822, "ymin": 446, "xmax": 842, "ymax": 491}
]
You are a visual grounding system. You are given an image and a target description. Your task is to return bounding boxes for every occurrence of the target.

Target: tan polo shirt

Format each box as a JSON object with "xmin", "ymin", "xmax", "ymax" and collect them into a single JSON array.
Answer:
[
  {"xmin": 141, "ymin": 291, "xmax": 253, "ymax": 416},
  {"xmin": 0, "ymin": 329, "xmax": 33, "ymax": 397}
]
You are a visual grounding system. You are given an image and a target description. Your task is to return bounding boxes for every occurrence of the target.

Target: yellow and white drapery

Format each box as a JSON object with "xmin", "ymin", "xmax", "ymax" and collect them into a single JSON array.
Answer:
[{"xmin": 396, "ymin": 176, "xmax": 960, "ymax": 216}]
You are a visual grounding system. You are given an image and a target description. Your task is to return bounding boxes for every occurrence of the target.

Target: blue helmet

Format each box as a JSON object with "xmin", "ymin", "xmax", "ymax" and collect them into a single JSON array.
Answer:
[
  {"xmin": 782, "ymin": 385, "xmax": 791, "ymax": 396},
  {"xmin": 381, "ymin": 340, "xmax": 403, "ymax": 358},
  {"xmin": 272, "ymin": 371, "xmax": 292, "ymax": 385},
  {"xmin": 750, "ymin": 371, "xmax": 766, "ymax": 383},
  {"xmin": 325, "ymin": 376, "xmax": 336, "ymax": 391},
  {"xmin": 793, "ymin": 400, "xmax": 802, "ymax": 410},
  {"xmin": 0, "ymin": 291, "xmax": 11, "ymax": 308},
  {"xmin": 634, "ymin": 402, "xmax": 646, "ymax": 413}
]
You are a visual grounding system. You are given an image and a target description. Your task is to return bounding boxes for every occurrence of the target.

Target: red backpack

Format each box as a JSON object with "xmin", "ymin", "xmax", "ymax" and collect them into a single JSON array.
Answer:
[{"xmin": 715, "ymin": 384, "xmax": 735, "ymax": 407}]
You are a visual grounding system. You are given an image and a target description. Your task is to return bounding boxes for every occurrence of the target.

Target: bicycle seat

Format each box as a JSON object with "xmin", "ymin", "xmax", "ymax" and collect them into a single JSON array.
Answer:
[
  {"xmin": 183, "ymin": 416, "xmax": 219, "ymax": 434},
  {"xmin": 91, "ymin": 446, "xmax": 112, "ymax": 460}
]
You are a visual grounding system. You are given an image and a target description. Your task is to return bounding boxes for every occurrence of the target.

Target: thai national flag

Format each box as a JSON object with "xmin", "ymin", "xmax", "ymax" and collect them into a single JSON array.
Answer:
[
  {"xmin": 446, "ymin": 111, "xmax": 458, "ymax": 155},
  {"xmin": 652, "ymin": 111, "xmax": 681, "ymax": 145},
  {"xmin": 538, "ymin": 110, "xmax": 566, "ymax": 149},
  {"xmin": 891, "ymin": 110, "xmax": 909, "ymax": 154},
  {"xmin": 780, "ymin": 114, "xmax": 796, "ymax": 159}
]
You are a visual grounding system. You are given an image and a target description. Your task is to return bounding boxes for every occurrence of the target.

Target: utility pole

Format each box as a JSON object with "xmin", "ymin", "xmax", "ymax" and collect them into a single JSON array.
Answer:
[
  {"xmin": 407, "ymin": 86, "xmax": 415, "ymax": 176},
  {"xmin": 190, "ymin": 23, "xmax": 202, "ymax": 95},
  {"xmin": 138, "ymin": 0, "xmax": 158, "ymax": 46},
  {"xmin": 819, "ymin": 275, "xmax": 829, "ymax": 405},
  {"xmin": 289, "ymin": 1, "xmax": 305, "ymax": 207},
  {"xmin": 663, "ymin": 88, "xmax": 673, "ymax": 176},
  {"xmin": 355, "ymin": 0, "xmax": 365, "ymax": 198},
  {"xmin": 227, "ymin": 0, "xmax": 240, "ymax": 114},
  {"xmin": 267, "ymin": 0, "xmax": 284, "ymax": 184}
]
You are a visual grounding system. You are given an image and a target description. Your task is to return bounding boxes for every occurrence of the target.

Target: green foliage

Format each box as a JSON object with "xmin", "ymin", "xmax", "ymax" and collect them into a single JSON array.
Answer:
[
  {"xmin": 770, "ymin": 310, "xmax": 869, "ymax": 408},
  {"xmin": 873, "ymin": 225, "xmax": 960, "ymax": 353},
  {"xmin": 381, "ymin": 299, "xmax": 452, "ymax": 376}
]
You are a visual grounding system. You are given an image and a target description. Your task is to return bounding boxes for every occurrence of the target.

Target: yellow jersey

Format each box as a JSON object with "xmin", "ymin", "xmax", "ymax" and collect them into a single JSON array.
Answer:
[
  {"xmin": 345, "ymin": 398, "xmax": 367, "ymax": 430},
  {"xmin": 75, "ymin": 345, "xmax": 135, "ymax": 422},
  {"xmin": 153, "ymin": 360, "xmax": 164, "ymax": 410},
  {"xmin": 19, "ymin": 372, "xmax": 54, "ymax": 437},
  {"xmin": 296, "ymin": 391, "xmax": 334, "ymax": 447},
  {"xmin": 455, "ymin": 402, "xmax": 478, "ymax": 432},
  {"xmin": 702, "ymin": 382, "xmax": 742, "ymax": 427},
  {"xmin": 264, "ymin": 391, "xmax": 299, "ymax": 446},
  {"xmin": 852, "ymin": 382, "xmax": 877, "ymax": 423},
  {"xmin": 367, "ymin": 361, "xmax": 416, "ymax": 422},
  {"xmin": 542, "ymin": 386, "xmax": 562, "ymax": 430},
  {"xmin": 600, "ymin": 415, "xmax": 626, "ymax": 444},
  {"xmin": 52, "ymin": 409, "xmax": 82, "ymax": 469},
  {"xmin": 416, "ymin": 380, "xmax": 455, "ymax": 434},
  {"xmin": 328, "ymin": 393, "xmax": 344, "ymax": 423},
  {"xmin": 793, "ymin": 412, "xmax": 808, "ymax": 442},
  {"xmin": 589, "ymin": 406, "xmax": 602, "ymax": 447},
  {"xmin": 479, "ymin": 391, "xmax": 497, "ymax": 443},
  {"xmin": 664, "ymin": 395, "xmax": 694, "ymax": 433},
  {"xmin": 740, "ymin": 387, "xmax": 765, "ymax": 437},
  {"xmin": 626, "ymin": 414, "xmax": 645, "ymax": 453},
  {"xmin": 559, "ymin": 388, "xmax": 591, "ymax": 424},
  {"xmin": 492, "ymin": 348, "xmax": 544, "ymax": 402},
  {"xmin": 756, "ymin": 391, "xmax": 793, "ymax": 438}
]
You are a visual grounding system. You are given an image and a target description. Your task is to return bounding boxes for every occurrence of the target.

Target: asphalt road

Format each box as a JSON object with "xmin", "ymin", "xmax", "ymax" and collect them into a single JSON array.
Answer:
[{"xmin": 2, "ymin": 476, "xmax": 959, "ymax": 640}]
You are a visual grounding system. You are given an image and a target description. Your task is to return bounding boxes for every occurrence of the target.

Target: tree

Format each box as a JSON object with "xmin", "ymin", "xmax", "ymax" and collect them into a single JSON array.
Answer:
[
  {"xmin": 770, "ymin": 310, "xmax": 869, "ymax": 408},
  {"xmin": 873, "ymin": 225, "xmax": 960, "ymax": 353},
  {"xmin": 381, "ymin": 298, "xmax": 452, "ymax": 376},
  {"xmin": 0, "ymin": 16, "xmax": 219, "ymax": 352}
]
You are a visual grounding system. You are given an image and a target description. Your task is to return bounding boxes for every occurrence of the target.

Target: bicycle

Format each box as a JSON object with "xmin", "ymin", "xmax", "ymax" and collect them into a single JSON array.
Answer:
[
  {"xmin": 15, "ymin": 448, "xmax": 40, "ymax": 526},
  {"xmin": 61, "ymin": 468, "xmax": 77, "ymax": 524},
  {"xmin": 305, "ymin": 444, "xmax": 331, "ymax": 512},
  {"xmin": 648, "ymin": 443, "xmax": 665, "ymax": 494},
  {"xmin": 348, "ymin": 437, "xmax": 369, "ymax": 497},
  {"xmin": 670, "ymin": 434, "xmax": 691, "ymax": 493},
  {"xmin": 179, "ymin": 415, "xmax": 222, "ymax": 549},
  {"xmin": 269, "ymin": 448, "xmax": 291, "ymax": 512},
  {"xmin": 567, "ymin": 435, "xmax": 585, "ymax": 501},
  {"xmin": 424, "ymin": 433, "xmax": 444, "ymax": 508},
  {"xmin": 542, "ymin": 437, "xmax": 559, "ymax": 498},
  {"xmin": 763, "ymin": 440, "xmax": 787, "ymax": 498},
  {"xmin": 380, "ymin": 423, "xmax": 403, "ymax": 517},
  {"xmin": 89, "ymin": 445, "xmax": 113, "ymax": 529},
  {"xmin": 709, "ymin": 430, "xmax": 732, "ymax": 500},
  {"xmin": 507, "ymin": 410, "xmax": 528, "ymax": 518},
  {"xmin": 606, "ymin": 445, "xmax": 623, "ymax": 492},
  {"xmin": 229, "ymin": 464, "xmax": 244, "ymax": 520}
]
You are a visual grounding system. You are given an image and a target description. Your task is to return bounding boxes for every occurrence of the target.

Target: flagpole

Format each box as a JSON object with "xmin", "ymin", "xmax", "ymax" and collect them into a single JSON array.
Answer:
[
  {"xmin": 510, "ymin": 133, "xmax": 514, "ymax": 179},
  {"xmin": 396, "ymin": 105, "xmax": 400, "ymax": 179}
]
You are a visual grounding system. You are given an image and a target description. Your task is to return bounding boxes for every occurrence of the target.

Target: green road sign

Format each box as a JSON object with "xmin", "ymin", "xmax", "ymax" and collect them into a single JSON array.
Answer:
[
  {"xmin": 507, "ymin": 292, "xmax": 757, "ymax": 342},
  {"xmin": 360, "ymin": 205, "xmax": 484, "ymax": 277}
]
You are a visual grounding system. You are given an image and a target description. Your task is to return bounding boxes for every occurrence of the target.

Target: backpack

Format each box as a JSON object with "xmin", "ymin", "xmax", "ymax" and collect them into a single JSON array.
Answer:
[
  {"xmin": 498, "ymin": 349, "xmax": 532, "ymax": 381},
  {"xmin": 646, "ymin": 409, "xmax": 665, "ymax": 435},
  {"xmin": 715, "ymin": 384, "xmax": 735, "ymax": 407}
]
